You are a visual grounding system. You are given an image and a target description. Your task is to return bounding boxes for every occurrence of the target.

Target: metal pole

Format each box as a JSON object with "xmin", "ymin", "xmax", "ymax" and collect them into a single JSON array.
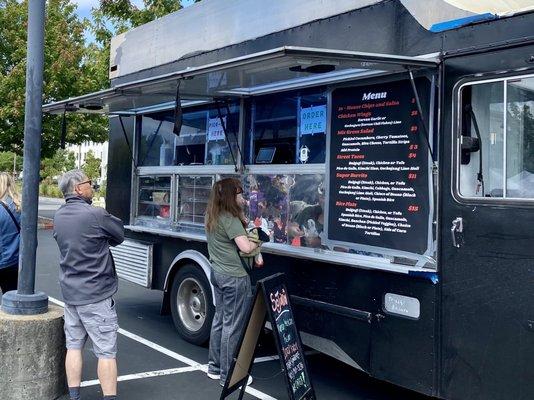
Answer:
[{"xmin": 1, "ymin": 0, "xmax": 48, "ymax": 315}]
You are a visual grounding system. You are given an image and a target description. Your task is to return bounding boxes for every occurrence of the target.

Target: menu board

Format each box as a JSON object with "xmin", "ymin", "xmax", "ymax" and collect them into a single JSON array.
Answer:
[
  {"xmin": 328, "ymin": 79, "xmax": 430, "ymax": 255},
  {"xmin": 265, "ymin": 281, "xmax": 313, "ymax": 400}
]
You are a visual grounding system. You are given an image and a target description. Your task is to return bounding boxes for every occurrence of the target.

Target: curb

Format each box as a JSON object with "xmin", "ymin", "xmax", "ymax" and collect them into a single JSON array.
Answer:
[{"xmin": 38, "ymin": 216, "xmax": 53, "ymax": 230}]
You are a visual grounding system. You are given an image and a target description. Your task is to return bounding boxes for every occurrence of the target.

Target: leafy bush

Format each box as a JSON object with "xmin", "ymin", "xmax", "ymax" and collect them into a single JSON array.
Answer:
[
  {"xmin": 39, "ymin": 183, "xmax": 48, "ymax": 197},
  {"xmin": 98, "ymin": 180, "xmax": 107, "ymax": 199},
  {"xmin": 39, "ymin": 183, "xmax": 63, "ymax": 198},
  {"xmin": 50, "ymin": 186, "xmax": 63, "ymax": 198}
]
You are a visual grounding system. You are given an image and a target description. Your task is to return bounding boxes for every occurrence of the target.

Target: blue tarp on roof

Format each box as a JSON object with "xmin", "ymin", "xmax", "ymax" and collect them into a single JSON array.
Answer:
[{"xmin": 430, "ymin": 12, "xmax": 497, "ymax": 32}]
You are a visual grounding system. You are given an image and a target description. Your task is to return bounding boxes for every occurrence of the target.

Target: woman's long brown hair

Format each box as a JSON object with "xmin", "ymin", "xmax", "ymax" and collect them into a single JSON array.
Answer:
[{"xmin": 205, "ymin": 178, "xmax": 245, "ymax": 233}]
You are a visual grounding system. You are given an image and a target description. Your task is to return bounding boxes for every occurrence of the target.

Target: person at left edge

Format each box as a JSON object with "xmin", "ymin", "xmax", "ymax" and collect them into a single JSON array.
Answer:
[
  {"xmin": 53, "ymin": 169, "xmax": 124, "ymax": 400},
  {"xmin": 0, "ymin": 172, "xmax": 21, "ymax": 294}
]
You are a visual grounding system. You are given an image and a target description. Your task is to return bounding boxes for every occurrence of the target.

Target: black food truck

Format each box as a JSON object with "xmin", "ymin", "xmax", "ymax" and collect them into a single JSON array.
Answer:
[{"xmin": 43, "ymin": 1, "xmax": 534, "ymax": 399}]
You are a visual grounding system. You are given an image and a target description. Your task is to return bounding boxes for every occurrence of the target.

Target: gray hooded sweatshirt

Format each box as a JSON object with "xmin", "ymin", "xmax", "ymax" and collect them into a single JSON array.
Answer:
[{"xmin": 53, "ymin": 195, "xmax": 124, "ymax": 305}]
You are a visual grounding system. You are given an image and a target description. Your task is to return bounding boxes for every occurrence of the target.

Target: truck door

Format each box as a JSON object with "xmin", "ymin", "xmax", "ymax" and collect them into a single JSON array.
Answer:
[{"xmin": 440, "ymin": 55, "xmax": 534, "ymax": 400}]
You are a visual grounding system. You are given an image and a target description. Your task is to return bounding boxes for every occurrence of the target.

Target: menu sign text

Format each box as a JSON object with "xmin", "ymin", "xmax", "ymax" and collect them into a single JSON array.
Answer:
[{"xmin": 328, "ymin": 80, "xmax": 430, "ymax": 255}]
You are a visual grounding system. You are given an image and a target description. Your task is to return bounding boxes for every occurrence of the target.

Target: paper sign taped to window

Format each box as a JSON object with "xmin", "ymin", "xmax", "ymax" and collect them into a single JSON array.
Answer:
[
  {"xmin": 208, "ymin": 116, "xmax": 226, "ymax": 142},
  {"xmin": 300, "ymin": 105, "xmax": 326, "ymax": 135}
]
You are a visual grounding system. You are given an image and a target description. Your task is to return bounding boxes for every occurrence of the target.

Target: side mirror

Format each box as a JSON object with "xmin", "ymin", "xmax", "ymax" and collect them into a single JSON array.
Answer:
[
  {"xmin": 460, "ymin": 136, "xmax": 480, "ymax": 165},
  {"xmin": 461, "ymin": 136, "xmax": 480, "ymax": 152}
]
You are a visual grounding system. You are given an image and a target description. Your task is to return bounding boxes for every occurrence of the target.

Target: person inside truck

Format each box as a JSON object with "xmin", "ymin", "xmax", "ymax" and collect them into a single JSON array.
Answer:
[{"xmin": 291, "ymin": 182, "xmax": 326, "ymax": 248}]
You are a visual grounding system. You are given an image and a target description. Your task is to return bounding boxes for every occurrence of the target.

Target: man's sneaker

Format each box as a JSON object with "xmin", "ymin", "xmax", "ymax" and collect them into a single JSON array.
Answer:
[{"xmin": 207, "ymin": 372, "xmax": 221, "ymax": 380}]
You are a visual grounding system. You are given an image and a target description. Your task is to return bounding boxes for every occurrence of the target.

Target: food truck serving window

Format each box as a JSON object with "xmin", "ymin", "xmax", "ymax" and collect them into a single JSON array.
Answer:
[
  {"xmin": 244, "ymin": 174, "xmax": 324, "ymax": 247},
  {"xmin": 240, "ymin": 76, "xmax": 437, "ymax": 268},
  {"xmin": 176, "ymin": 175, "xmax": 213, "ymax": 226},
  {"xmin": 129, "ymin": 74, "xmax": 437, "ymax": 267},
  {"xmin": 246, "ymin": 88, "xmax": 327, "ymax": 164},
  {"xmin": 134, "ymin": 174, "xmax": 215, "ymax": 233},
  {"xmin": 136, "ymin": 176, "xmax": 172, "ymax": 228},
  {"xmin": 457, "ymin": 74, "xmax": 534, "ymax": 200},
  {"xmin": 138, "ymin": 104, "xmax": 239, "ymax": 167}
]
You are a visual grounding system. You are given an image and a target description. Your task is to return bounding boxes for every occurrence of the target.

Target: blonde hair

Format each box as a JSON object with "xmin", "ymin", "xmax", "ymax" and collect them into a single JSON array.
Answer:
[{"xmin": 0, "ymin": 173, "xmax": 21, "ymax": 211}]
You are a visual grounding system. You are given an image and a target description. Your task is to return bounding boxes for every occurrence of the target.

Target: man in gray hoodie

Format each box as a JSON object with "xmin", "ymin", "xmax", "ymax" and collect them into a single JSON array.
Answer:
[{"xmin": 54, "ymin": 169, "xmax": 124, "ymax": 400}]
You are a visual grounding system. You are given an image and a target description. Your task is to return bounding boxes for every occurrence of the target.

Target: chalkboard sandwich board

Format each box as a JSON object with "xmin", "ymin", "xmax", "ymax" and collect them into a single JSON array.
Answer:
[{"xmin": 220, "ymin": 273, "xmax": 316, "ymax": 400}]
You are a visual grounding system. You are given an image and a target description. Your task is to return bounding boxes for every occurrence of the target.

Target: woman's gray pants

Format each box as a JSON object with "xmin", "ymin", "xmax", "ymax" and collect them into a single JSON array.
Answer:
[{"xmin": 208, "ymin": 270, "xmax": 252, "ymax": 384}]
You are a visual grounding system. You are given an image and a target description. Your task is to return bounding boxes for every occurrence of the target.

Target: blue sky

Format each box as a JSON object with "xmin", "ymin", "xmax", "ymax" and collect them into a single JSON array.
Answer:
[{"xmin": 72, "ymin": 0, "xmax": 196, "ymax": 41}]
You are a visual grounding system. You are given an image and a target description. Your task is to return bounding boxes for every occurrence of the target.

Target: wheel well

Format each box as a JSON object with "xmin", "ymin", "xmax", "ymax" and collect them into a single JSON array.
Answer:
[{"xmin": 161, "ymin": 258, "xmax": 213, "ymax": 315}]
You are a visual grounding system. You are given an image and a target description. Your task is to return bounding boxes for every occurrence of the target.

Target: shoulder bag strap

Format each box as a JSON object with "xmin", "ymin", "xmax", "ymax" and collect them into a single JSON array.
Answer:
[
  {"xmin": 0, "ymin": 201, "xmax": 20, "ymax": 233},
  {"xmin": 235, "ymin": 246, "xmax": 253, "ymax": 276}
]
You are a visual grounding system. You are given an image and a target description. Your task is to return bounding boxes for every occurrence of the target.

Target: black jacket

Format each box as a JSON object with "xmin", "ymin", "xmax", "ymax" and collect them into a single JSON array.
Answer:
[{"xmin": 53, "ymin": 196, "xmax": 124, "ymax": 305}]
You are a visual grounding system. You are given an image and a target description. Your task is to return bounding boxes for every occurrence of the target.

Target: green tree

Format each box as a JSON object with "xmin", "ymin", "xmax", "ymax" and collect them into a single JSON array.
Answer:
[
  {"xmin": 82, "ymin": 150, "xmax": 102, "ymax": 180},
  {"xmin": 89, "ymin": 0, "xmax": 184, "ymax": 98},
  {"xmin": 0, "ymin": 151, "xmax": 22, "ymax": 173},
  {"xmin": 508, "ymin": 102, "xmax": 534, "ymax": 173},
  {"xmin": 98, "ymin": 179, "xmax": 107, "ymax": 198},
  {"xmin": 94, "ymin": 0, "xmax": 182, "ymax": 38},
  {"xmin": 0, "ymin": 0, "xmax": 108, "ymax": 157},
  {"xmin": 40, "ymin": 149, "xmax": 76, "ymax": 181},
  {"xmin": 1, "ymin": 0, "xmax": 189, "ymax": 157},
  {"xmin": 66, "ymin": 150, "xmax": 76, "ymax": 171}
]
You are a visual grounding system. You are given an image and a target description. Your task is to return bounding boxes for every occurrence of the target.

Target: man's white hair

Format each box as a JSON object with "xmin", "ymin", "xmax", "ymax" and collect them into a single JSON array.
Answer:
[{"xmin": 58, "ymin": 169, "xmax": 86, "ymax": 197}]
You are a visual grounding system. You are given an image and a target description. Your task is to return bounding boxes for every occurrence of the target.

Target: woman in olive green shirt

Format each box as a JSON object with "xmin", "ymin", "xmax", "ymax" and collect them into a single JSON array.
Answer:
[{"xmin": 205, "ymin": 178, "xmax": 258, "ymax": 386}]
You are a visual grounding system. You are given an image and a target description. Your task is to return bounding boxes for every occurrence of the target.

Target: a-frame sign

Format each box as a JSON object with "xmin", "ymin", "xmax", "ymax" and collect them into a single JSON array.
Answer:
[{"xmin": 220, "ymin": 273, "xmax": 315, "ymax": 400}]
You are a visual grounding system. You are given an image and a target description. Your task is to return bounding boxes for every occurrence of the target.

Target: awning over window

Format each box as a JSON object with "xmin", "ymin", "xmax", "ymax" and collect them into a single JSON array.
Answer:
[{"xmin": 42, "ymin": 46, "xmax": 439, "ymax": 115}]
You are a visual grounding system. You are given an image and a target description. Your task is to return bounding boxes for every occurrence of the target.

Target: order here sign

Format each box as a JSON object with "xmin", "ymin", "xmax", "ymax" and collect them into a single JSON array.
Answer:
[{"xmin": 300, "ymin": 105, "xmax": 326, "ymax": 135}]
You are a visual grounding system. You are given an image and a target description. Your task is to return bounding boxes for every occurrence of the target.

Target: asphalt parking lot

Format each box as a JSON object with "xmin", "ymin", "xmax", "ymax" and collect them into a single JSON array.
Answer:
[{"xmin": 33, "ymin": 226, "xmax": 431, "ymax": 400}]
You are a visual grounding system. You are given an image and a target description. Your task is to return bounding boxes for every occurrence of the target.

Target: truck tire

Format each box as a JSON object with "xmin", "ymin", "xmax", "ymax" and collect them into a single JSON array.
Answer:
[{"xmin": 170, "ymin": 264, "xmax": 214, "ymax": 345}]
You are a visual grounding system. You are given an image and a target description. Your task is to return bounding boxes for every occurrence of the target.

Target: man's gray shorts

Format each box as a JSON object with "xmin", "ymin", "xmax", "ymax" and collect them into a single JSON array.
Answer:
[{"xmin": 64, "ymin": 297, "xmax": 119, "ymax": 359}]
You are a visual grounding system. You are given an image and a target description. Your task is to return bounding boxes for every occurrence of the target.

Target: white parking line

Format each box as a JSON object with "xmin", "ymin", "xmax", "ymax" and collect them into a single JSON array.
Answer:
[
  {"xmin": 254, "ymin": 350, "xmax": 317, "ymax": 364},
  {"xmin": 80, "ymin": 357, "xmax": 284, "ymax": 388},
  {"xmin": 49, "ymin": 297, "xmax": 277, "ymax": 400},
  {"xmin": 118, "ymin": 327, "xmax": 203, "ymax": 367},
  {"xmin": 254, "ymin": 355, "xmax": 280, "ymax": 363},
  {"xmin": 49, "ymin": 297, "xmax": 65, "ymax": 307},
  {"xmin": 81, "ymin": 366, "xmax": 201, "ymax": 387}
]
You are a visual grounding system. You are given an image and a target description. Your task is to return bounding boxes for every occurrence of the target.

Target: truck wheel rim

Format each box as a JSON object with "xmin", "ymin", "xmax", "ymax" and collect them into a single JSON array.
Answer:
[{"xmin": 177, "ymin": 277, "xmax": 206, "ymax": 332}]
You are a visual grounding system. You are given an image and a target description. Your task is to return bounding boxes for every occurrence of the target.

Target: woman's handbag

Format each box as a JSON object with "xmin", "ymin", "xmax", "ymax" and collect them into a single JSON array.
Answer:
[{"xmin": 236, "ymin": 227, "xmax": 270, "ymax": 272}]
